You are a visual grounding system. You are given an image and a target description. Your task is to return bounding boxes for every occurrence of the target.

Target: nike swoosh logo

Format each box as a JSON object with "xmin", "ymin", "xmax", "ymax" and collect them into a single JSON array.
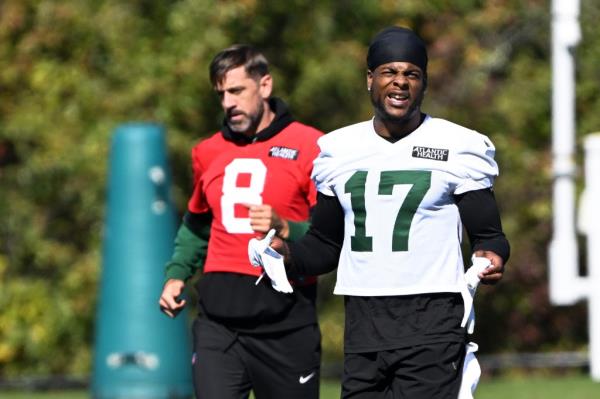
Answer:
[{"xmin": 299, "ymin": 371, "xmax": 316, "ymax": 384}]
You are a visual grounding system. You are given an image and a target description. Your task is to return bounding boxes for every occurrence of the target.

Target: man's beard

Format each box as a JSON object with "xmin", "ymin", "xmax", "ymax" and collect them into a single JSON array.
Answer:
[{"xmin": 227, "ymin": 101, "xmax": 265, "ymax": 134}]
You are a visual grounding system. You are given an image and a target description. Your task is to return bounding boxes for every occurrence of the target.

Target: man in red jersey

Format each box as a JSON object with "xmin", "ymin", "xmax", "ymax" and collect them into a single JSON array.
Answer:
[{"xmin": 158, "ymin": 44, "xmax": 323, "ymax": 399}]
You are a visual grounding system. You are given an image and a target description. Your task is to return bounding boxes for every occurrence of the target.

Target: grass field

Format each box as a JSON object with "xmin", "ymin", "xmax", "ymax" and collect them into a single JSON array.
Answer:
[
  {"xmin": 476, "ymin": 374, "xmax": 600, "ymax": 399},
  {"xmin": 2, "ymin": 375, "xmax": 600, "ymax": 398}
]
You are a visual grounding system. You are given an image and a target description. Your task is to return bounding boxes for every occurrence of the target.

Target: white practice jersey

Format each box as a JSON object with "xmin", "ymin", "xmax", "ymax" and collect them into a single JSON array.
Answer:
[{"xmin": 312, "ymin": 116, "xmax": 498, "ymax": 296}]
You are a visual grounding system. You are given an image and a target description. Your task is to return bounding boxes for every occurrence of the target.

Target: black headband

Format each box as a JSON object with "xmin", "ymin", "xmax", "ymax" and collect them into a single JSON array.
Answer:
[{"xmin": 367, "ymin": 26, "xmax": 428, "ymax": 73}]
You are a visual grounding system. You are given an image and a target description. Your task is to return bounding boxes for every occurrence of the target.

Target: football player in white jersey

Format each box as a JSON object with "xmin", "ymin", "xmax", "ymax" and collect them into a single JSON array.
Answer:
[{"xmin": 268, "ymin": 26, "xmax": 510, "ymax": 398}]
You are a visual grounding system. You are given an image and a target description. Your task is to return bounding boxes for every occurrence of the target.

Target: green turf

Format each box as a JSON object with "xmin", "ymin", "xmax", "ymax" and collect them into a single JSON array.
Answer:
[
  {"xmin": 476, "ymin": 374, "xmax": 600, "ymax": 399},
  {"xmin": 2, "ymin": 375, "xmax": 600, "ymax": 398}
]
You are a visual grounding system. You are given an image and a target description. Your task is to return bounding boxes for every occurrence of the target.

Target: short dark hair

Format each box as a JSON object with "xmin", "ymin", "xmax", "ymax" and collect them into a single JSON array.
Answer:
[{"xmin": 209, "ymin": 44, "xmax": 270, "ymax": 86}]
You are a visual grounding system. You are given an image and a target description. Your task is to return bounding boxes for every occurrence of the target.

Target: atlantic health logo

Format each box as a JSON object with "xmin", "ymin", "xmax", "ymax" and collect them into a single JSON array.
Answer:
[
  {"xmin": 412, "ymin": 146, "xmax": 449, "ymax": 161},
  {"xmin": 269, "ymin": 146, "xmax": 299, "ymax": 160}
]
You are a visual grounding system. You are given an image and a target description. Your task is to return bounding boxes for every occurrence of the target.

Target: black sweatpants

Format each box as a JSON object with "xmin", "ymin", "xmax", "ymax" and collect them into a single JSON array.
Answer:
[
  {"xmin": 341, "ymin": 341, "xmax": 466, "ymax": 399},
  {"xmin": 192, "ymin": 317, "xmax": 321, "ymax": 399}
]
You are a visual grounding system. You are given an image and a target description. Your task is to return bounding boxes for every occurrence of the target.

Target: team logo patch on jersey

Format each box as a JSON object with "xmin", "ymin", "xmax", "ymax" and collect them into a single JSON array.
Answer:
[
  {"xmin": 412, "ymin": 146, "xmax": 449, "ymax": 161},
  {"xmin": 269, "ymin": 146, "xmax": 299, "ymax": 160}
]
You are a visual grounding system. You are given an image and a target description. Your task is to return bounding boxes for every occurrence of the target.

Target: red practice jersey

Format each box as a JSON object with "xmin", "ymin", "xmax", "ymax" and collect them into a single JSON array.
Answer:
[{"xmin": 188, "ymin": 121, "xmax": 323, "ymax": 277}]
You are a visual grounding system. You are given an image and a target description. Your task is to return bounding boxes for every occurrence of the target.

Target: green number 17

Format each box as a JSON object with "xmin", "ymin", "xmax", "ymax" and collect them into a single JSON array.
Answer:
[{"xmin": 344, "ymin": 170, "xmax": 431, "ymax": 252}]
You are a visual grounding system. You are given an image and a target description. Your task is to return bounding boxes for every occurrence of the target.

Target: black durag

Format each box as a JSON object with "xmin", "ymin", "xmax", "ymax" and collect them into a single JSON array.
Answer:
[{"xmin": 367, "ymin": 26, "xmax": 428, "ymax": 73}]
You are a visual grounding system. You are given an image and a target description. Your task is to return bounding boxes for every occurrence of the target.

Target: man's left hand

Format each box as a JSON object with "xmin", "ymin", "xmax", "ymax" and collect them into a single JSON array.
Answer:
[{"xmin": 473, "ymin": 250, "xmax": 505, "ymax": 285}]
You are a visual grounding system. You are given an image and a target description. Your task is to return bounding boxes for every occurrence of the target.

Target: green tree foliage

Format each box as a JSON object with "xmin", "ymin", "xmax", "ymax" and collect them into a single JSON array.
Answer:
[{"xmin": 1, "ymin": 0, "xmax": 599, "ymax": 376}]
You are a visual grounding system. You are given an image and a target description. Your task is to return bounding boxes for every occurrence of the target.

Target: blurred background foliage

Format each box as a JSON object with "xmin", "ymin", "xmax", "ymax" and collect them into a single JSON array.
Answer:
[{"xmin": 1, "ymin": 0, "xmax": 599, "ymax": 377}]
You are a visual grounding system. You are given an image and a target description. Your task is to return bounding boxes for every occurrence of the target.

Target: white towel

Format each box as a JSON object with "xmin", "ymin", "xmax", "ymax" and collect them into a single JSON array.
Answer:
[
  {"xmin": 458, "ymin": 342, "xmax": 481, "ymax": 399},
  {"xmin": 247, "ymin": 229, "xmax": 294, "ymax": 293},
  {"xmin": 457, "ymin": 256, "xmax": 491, "ymax": 399},
  {"xmin": 460, "ymin": 256, "xmax": 492, "ymax": 334}
]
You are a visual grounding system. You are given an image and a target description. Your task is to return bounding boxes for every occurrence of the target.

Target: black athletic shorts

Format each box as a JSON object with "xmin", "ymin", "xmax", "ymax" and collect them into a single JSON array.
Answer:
[
  {"xmin": 192, "ymin": 317, "xmax": 321, "ymax": 399},
  {"xmin": 341, "ymin": 341, "xmax": 466, "ymax": 399}
]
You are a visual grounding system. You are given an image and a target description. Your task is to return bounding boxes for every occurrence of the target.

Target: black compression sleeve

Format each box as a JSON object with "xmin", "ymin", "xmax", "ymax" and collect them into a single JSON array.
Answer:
[
  {"xmin": 183, "ymin": 210, "xmax": 212, "ymax": 237},
  {"xmin": 287, "ymin": 192, "xmax": 344, "ymax": 276},
  {"xmin": 455, "ymin": 188, "xmax": 510, "ymax": 263}
]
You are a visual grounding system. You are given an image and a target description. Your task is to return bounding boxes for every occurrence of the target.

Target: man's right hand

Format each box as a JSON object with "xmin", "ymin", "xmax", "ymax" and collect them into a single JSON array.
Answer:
[{"xmin": 159, "ymin": 279, "xmax": 186, "ymax": 318}]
